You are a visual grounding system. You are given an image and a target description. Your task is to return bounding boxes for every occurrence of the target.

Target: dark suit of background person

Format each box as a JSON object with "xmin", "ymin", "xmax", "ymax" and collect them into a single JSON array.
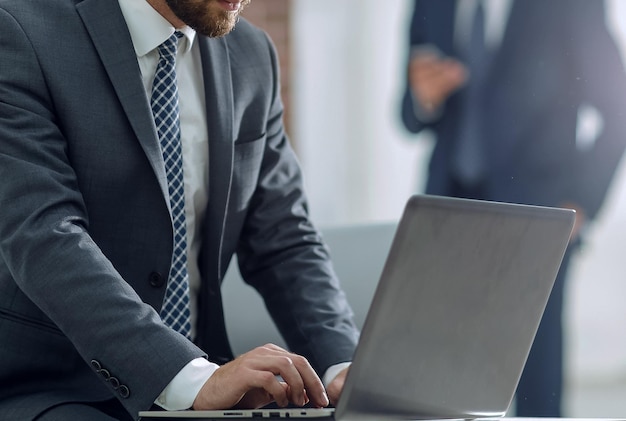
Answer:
[
  {"xmin": 0, "ymin": 0, "xmax": 359, "ymax": 419},
  {"xmin": 401, "ymin": 0, "xmax": 626, "ymax": 417}
]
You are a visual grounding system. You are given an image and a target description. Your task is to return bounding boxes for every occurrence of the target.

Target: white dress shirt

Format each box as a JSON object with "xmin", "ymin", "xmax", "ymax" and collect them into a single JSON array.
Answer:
[
  {"xmin": 118, "ymin": 0, "xmax": 208, "ymax": 338},
  {"xmin": 117, "ymin": 0, "xmax": 216, "ymax": 410}
]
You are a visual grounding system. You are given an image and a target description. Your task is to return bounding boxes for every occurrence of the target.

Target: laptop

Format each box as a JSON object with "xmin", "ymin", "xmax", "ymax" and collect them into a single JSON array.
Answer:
[{"xmin": 139, "ymin": 195, "xmax": 575, "ymax": 421}]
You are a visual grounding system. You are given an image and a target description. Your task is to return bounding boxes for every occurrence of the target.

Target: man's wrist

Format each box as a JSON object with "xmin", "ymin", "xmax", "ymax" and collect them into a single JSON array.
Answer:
[
  {"xmin": 155, "ymin": 358, "xmax": 220, "ymax": 410},
  {"xmin": 322, "ymin": 362, "xmax": 351, "ymax": 387}
]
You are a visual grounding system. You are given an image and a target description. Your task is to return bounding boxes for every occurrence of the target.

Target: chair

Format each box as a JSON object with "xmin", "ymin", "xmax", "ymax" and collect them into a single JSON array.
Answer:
[{"xmin": 221, "ymin": 221, "xmax": 397, "ymax": 356}]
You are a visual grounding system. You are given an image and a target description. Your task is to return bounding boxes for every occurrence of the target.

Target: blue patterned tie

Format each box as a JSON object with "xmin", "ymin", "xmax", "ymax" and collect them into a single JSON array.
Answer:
[{"xmin": 152, "ymin": 32, "xmax": 191, "ymax": 338}]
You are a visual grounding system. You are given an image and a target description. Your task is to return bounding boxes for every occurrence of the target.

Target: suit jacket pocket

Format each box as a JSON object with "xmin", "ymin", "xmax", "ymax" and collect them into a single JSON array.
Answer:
[{"xmin": 231, "ymin": 133, "xmax": 266, "ymax": 211}]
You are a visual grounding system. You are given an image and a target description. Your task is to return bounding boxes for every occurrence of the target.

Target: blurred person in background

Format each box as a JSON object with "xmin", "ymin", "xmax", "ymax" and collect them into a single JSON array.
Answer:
[{"xmin": 400, "ymin": 0, "xmax": 626, "ymax": 416}]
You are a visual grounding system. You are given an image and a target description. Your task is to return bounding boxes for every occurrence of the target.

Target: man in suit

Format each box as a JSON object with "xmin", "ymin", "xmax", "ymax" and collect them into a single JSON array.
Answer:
[
  {"xmin": 401, "ymin": 0, "xmax": 626, "ymax": 416},
  {"xmin": 0, "ymin": 0, "xmax": 357, "ymax": 419}
]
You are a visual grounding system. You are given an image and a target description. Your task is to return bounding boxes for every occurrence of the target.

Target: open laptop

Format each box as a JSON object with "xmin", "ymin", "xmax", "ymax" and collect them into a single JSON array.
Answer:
[{"xmin": 139, "ymin": 195, "xmax": 575, "ymax": 421}]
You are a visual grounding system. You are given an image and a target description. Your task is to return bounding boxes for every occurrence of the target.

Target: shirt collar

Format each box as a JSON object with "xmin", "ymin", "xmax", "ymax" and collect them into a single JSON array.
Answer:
[{"xmin": 117, "ymin": 0, "xmax": 196, "ymax": 57}]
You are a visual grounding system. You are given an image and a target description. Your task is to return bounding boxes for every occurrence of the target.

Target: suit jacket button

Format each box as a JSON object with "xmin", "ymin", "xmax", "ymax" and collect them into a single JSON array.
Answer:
[
  {"xmin": 90, "ymin": 360, "xmax": 102, "ymax": 371},
  {"xmin": 149, "ymin": 272, "xmax": 165, "ymax": 288},
  {"xmin": 118, "ymin": 385, "xmax": 130, "ymax": 399},
  {"xmin": 99, "ymin": 368, "xmax": 110, "ymax": 380},
  {"xmin": 109, "ymin": 377, "xmax": 120, "ymax": 389}
]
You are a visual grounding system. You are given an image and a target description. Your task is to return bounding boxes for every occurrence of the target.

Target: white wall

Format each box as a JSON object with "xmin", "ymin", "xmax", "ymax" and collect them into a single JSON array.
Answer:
[
  {"xmin": 291, "ymin": 0, "xmax": 431, "ymax": 225},
  {"xmin": 290, "ymin": 0, "xmax": 626, "ymax": 415}
]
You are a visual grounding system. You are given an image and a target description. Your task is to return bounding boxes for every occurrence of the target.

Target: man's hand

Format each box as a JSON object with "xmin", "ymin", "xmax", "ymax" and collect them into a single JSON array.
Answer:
[
  {"xmin": 325, "ymin": 366, "xmax": 349, "ymax": 406},
  {"xmin": 408, "ymin": 47, "xmax": 468, "ymax": 114},
  {"xmin": 192, "ymin": 344, "xmax": 329, "ymax": 410}
]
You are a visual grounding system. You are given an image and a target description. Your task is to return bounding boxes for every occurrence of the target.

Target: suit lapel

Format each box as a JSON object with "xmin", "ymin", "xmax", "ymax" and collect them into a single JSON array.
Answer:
[
  {"xmin": 483, "ymin": 1, "xmax": 525, "ymax": 156},
  {"xmin": 198, "ymin": 36, "xmax": 234, "ymax": 278},
  {"xmin": 434, "ymin": 0, "xmax": 458, "ymax": 57},
  {"xmin": 193, "ymin": 35, "xmax": 235, "ymax": 361},
  {"xmin": 76, "ymin": 0, "xmax": 169, "ymax": 200}
]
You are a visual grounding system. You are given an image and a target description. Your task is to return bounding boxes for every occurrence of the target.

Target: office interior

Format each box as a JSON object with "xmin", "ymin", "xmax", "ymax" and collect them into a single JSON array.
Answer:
[{"xmin": 245, "ymin": 0, "xmax": 626, "ymax": 417}]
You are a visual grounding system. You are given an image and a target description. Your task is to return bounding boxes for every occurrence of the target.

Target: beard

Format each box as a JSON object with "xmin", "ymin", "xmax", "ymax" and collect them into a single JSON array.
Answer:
[{"xmin": 165, "ymin": 0, "xmax": 251, "ymax": 37}]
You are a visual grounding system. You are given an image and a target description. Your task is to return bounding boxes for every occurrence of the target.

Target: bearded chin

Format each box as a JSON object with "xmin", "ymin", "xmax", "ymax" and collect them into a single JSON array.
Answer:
[{"xmin": 165, "ymin": 0, "xmax": 248, "ymax": 38}]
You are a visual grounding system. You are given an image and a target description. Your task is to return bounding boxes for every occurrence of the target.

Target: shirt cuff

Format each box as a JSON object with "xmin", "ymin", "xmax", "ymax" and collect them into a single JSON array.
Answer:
[
  {"xmin": 155, "ymin": 358, "xmax": 220, "ymax": 410},
  {"xmin": 411, "ymin": 91, "xmax": 444, "ymax": 123},
  {"xmin": 322, "ymin": 362, "xmax": 352, "ymax": 387}
]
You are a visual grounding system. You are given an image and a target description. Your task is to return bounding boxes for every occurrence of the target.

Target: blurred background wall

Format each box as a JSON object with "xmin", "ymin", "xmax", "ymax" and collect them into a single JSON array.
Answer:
[{"xmin": 246, "ymin": 0, "xmax": 626, "ymax": 416}]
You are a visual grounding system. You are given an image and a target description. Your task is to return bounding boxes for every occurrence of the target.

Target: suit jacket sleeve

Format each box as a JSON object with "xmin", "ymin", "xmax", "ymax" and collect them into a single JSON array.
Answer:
[
  {"xmin": 400, "ymin": 0, "xmax": 442, "ymax": 135},
  {"xmin": 227, "ymin": 29, "xmax": 360, "ymax": 375},
  {"xmin": 564, "ymin": 0, "xmax": 626, "ymax": 219},
  {"xmin": 0, "ymin": 6, "xmax": 205, "ymax": 418}
]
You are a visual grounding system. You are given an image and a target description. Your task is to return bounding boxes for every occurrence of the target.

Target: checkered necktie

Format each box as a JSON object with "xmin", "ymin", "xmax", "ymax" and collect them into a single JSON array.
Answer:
[{"xmin": 152, "ymin": 32, "xmax": 191, "ymax": 338}]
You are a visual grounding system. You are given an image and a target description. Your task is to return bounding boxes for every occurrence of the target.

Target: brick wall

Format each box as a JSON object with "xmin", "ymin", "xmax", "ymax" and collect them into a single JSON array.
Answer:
[{"xmin": 241, "ymin": 1, "xmax": 294, "ymax": 146}]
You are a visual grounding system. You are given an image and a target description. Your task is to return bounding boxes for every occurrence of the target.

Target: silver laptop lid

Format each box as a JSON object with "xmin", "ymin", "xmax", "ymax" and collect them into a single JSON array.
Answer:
[{"xmin": 335, "ymin": 195, "xmax": 575, "ymax": 421}]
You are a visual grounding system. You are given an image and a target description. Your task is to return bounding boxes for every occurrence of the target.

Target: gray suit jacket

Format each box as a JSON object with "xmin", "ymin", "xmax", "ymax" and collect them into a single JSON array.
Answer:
[{"xmin": 0, "ymin": 0, "xmax": 359, "ymax": 419}]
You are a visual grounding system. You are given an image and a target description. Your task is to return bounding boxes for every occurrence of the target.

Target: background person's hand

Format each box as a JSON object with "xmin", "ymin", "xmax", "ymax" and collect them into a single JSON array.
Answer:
[
  {"xmin": 408, "ymin": 47, "xmax": 468, "ymax": 114},
  {"xmin": 192, "ymin": 344, "xmax": 329, "ymax": 410}
]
